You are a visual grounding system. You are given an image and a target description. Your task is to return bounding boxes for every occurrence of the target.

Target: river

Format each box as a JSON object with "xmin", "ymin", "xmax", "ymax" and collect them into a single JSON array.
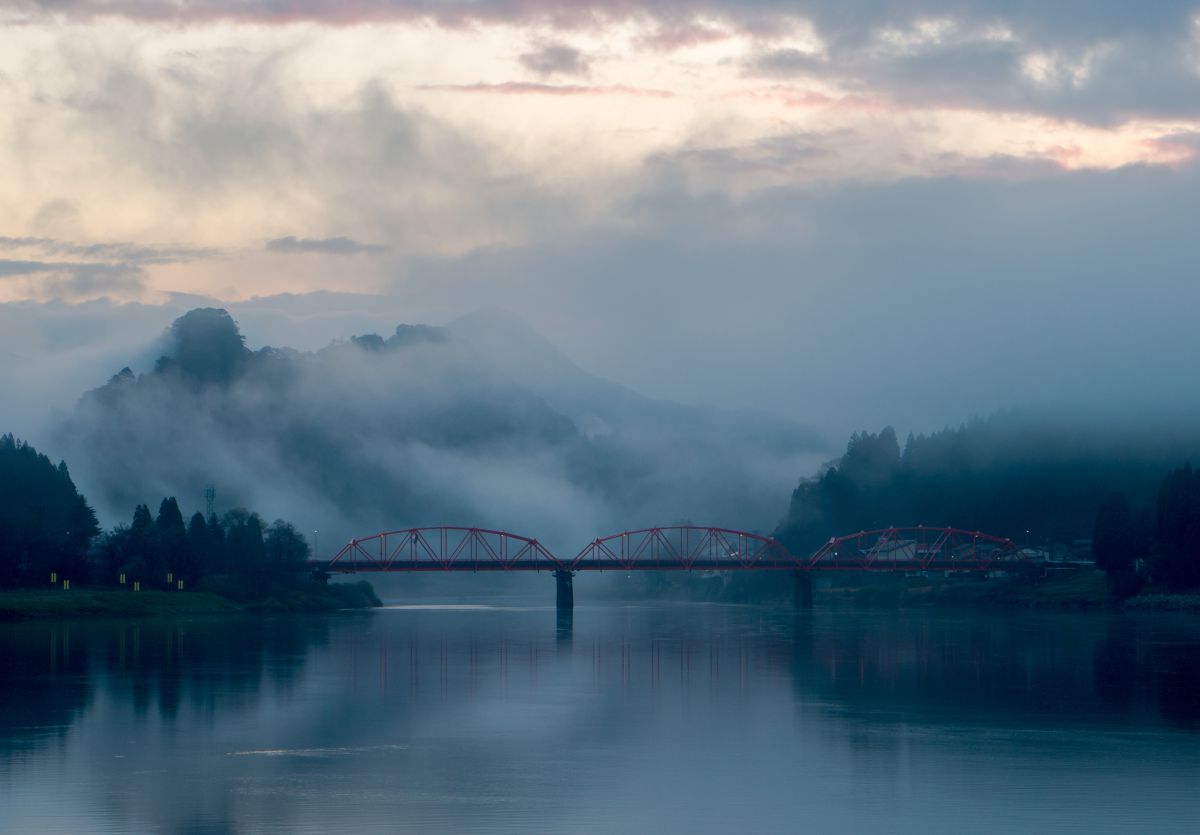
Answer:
[{"xmin": 2, "ymin": 602, "xmax": 1199, "ymax": 833}]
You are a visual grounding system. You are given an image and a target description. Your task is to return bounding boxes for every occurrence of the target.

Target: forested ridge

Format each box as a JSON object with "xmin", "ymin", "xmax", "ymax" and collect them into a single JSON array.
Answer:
[
  {"xmin": 0, "ymin": 433, "xmax": 369, "ymax": 605},
  {"xmin": 774, "ymin": 415, "xmax": 1200, "ymax": 592}
]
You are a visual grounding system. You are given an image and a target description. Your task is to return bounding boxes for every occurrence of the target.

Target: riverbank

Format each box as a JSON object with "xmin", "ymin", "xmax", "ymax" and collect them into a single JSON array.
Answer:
[
  {"xmin": 822, "ymin": 570, "xmax": 1200, "ymax": 611},
  {"xmin": 0, "ymin": 581, "xmax": 381, "ymax": 621}
]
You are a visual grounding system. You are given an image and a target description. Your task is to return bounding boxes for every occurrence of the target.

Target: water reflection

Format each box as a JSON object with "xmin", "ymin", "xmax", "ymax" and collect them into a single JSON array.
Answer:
[
  {"xmin": 1, "ymin": 615, "xmax": 334, "ymax": 756},
  {"xmin": 2, "ymin": 606, "xmax": 1199, "ymax": 833},
  {"xmin": 556, "ymin": 609, "xmax": 573, "ymax": 642}
]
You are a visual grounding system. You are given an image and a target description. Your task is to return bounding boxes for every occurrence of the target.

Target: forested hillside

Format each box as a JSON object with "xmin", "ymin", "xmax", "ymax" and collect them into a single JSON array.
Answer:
[{"xmin": 776, "ymin": 417, "xmax": 1194, "ymax": 552}]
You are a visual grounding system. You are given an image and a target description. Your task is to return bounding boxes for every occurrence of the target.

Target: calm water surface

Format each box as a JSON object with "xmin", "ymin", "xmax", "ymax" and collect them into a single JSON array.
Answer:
[{"xmin": 2, "ymin": 603, "xmax": 1200, "ymax": 833}]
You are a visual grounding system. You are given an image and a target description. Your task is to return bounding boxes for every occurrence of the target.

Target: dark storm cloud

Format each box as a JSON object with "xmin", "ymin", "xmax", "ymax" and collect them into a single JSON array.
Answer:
[{"xmin": 267, "ymin": 236, "xmax": 389, "ymax": 255}]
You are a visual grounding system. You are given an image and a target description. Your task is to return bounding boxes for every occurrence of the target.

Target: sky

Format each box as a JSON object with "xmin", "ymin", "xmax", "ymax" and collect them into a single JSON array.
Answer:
[{"xmin": 2, "ymin": 0, "xmax": 1200, "ymax": 436}]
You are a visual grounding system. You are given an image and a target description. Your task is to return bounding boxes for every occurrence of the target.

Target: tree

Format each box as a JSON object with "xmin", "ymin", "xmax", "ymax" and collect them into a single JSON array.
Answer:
[
  {"xmin": 0, "ymin": 435, "xmax": 99, "ymax": 587},
  {"xmin": 161, "ymin": 308, "xmax": 248, "ymax": 384},
  {"xmin": 206, "ymin": 513, "xmax": 226, "ymax": 573},
  {"xmin": 185, "ymin": 512, "xmax": 210, "ymax": 584},
  {"xmin": 1093, "ymin": 493, "xmax": 1136, "ymax": 573},
  {"xmin": 224, "ymin": 509, "xmax": 267, "ymax": 593},
  {"xmin": 124, "ymin": 503, "xmax": 160, "ymax": 585},
  {"xmin": 1093, "ymin": 492, "xmax": 1141, "ymax": 597},
  {"xmin": 1153, "ymin": 465, "xmax": 1200, "ymax": 589},
  {"xmin": 156, "ymin": 497, "xmax": 189, "ymax": 585},
  {"xmin": 264, "ymin": 521, "xmax": 310, "ymax": 582},
  {"xmin": 96, "ymin": 525, "xmax": 131, "ymax": 585}
]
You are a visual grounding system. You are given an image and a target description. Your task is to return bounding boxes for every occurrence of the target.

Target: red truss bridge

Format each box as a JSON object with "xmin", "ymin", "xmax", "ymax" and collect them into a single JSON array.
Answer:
[
  {"xmin": 317, "ymin": 525, "xmax": 1026, "ymax": 609},
  {"xmin": 323, "ymin": 527, "xmax": 559, "ymax": 573}
]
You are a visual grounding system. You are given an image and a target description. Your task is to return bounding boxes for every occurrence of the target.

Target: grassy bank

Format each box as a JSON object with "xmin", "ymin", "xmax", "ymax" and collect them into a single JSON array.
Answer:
[
  {"xmin": 822, "ymin": 570, "xmax": 1110, "ymax": 609},
  {"xmin": 0, "ymin": 581, "xmax": 380, "ymax": 621},
  {"xmin": 822, "ymin": 570, "xmax": 1200, "ymax": 611}
]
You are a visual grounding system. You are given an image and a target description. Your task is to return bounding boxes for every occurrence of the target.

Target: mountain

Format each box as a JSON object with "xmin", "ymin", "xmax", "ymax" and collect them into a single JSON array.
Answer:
[
  {"xmin": 58, "ymin": 308, "xmax": 823, "ymax": 553},
  {"xmin": 449, "ymin": 310, "xmax": 816, "ymax": 450}
]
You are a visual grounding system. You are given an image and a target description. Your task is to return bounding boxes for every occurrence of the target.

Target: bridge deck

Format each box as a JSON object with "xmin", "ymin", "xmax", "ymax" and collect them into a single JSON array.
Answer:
[
  {"xmin": 315, "ymin": 526, "xmax": 1024, "ymax": 575},
  {"xmin": 312, "ymin": 559, "xmax": 1011, "ymax": 573}
]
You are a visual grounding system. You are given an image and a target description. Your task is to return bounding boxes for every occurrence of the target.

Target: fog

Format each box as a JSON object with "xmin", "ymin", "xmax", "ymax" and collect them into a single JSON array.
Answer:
[
  {"xmin": 7, "ymin": 152, "xmax": 1200, "ymax": 448},
  {"xmin": 4, "ymin": 306, "xmax": 820, "ymax": 560},
  {"xmin": 4, "ymin": 0, "xmax": 1200, "ymax": 559},
  {"xmin": 4, "ymin": 154, "xmax": 1200, "ymax": 558}
]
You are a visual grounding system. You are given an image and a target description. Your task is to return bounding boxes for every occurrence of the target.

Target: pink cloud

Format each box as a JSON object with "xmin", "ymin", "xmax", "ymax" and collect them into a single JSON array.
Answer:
[
  {"xmin": 12, "ymin": 1, "xmax": 657, "ymax": 29},
  {"xmin": 420, "ymin": 81, "xmax": 674, "ymax": 98},
  {"xmin": 1048, "ymin": 144, "xmax": 1084, "ymax": 165},
  {"xmin": 637, "ymin": 22, "xmax": 732, "ymax": 52},
  {"xmin": 1138, "ymin": 135, "xmax": 1199, "ymax": 166},
  {"xmin": 725, "ymin": 85, "xmax": 889, "ymax": 113}
]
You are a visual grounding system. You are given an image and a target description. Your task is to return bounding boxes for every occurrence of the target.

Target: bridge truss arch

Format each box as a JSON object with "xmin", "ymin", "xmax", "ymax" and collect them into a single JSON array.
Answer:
[
  {"xmin": 326, "ymin": 526, "xmax": 561, "ymax": 572},
  {"xmin": 318, "ymin": 524, "xmax": 1026, "ymax": 574},
  {"xmin": 804, "ymin": 526, "xmax": 1021, "ymax": 572},
  {"xmin": 567, "ymin": 526, "xmax": 796, "ymax": 572}
]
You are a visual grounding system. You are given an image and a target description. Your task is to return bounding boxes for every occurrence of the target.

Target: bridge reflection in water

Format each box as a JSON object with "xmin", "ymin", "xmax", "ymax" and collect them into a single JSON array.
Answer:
[{"xmin": 313, "ymin": 525, "xmax": 1025, "ymax": 610}]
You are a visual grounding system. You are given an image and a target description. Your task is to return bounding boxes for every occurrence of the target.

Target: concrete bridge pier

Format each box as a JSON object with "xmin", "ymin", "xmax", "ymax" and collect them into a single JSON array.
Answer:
[
  {"xmin": 793, "ymin": 571, "xmax": 814, "ymax": 609},
  {"xmin": 555, "ymin": 570, "xmax": 575, "ymax": 611}
]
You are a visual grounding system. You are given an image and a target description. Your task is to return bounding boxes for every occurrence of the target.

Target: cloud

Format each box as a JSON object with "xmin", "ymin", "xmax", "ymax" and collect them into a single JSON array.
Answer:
[
  {"xmin": 1139, "ymin": 131, "xmax": 1200, "ymax": 164},
  {"xmin": 646, "ymin": 133, "xmax": 834, "ymax": 185},
  {"xmin": 267, "ymin": 236, "xmax": 389, "ymax": 255},
  {"xmin": 637, "ymin": 21, "xmax": 734, "ymax": 51},
  {"xmin": 0, "ymin": 237, "xmax": 218, "ymax": 301},
  {"xmin": 738, "ymin": 4, "xmax": 1200, "ymax": 124},
  {"xmin": 0, "ymin": 260, "xmax": 50, "ymax": 277},
  {"xmin": 13, "ymin": 1, "xmax": 1197, "ymax": 127},
  {"xmin": 19, "ymin": 304, "xmax": 818, "ymax": 553},
  {"xmin": 0, "ymin": 236, "xmax": 216, "ymax": 265},
  {"xmin": 419, "ymin": 82, "xmax": 674, "ymax": 98},
  {"xmin": 518, "ymin": 42, "xmax": 591, "ymax": 77},
  {"xmin": 0, "ymin": 258, "xmax": 145, "ymax": 298},
  {"xmin": 4, "ymin": 0, "xmax": 1200, "ymax": 454},
  {"xmin": 2, "ymin": 36, "xmax": 587, "ymax": 282},
  {"xmin": 387, "ymin": 152, "xmax": 1200, "ymax": 436}
]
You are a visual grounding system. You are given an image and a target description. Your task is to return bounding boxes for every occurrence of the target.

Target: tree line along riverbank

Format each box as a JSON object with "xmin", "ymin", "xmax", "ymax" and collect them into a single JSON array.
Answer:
[
  {"xmin": 1, "ymin": 433, "xmax": 380, "ymax": 618},
  {"xmin": 0, "ymin": 582, "xmax": 380, "ymax": 622}
]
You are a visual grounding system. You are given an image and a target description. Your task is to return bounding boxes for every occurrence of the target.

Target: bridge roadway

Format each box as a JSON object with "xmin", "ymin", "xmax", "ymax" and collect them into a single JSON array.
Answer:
[
  {"xmin": 322, "ymin": 558, "xmax": 997, "ymax": 573},
  {"xmin": 311, "ymin": 525, "xmax": 1025, "ymax": 610}
]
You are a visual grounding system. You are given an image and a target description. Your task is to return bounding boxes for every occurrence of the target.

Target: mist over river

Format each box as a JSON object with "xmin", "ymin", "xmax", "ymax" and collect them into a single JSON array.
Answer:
[{"xmin": 3, "ymin": 603, "xmax": 1200, "ymax": 834}]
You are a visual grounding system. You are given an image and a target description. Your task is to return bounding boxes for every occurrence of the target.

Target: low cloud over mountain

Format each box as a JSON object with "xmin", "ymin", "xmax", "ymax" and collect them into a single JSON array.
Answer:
[{"xmin": 57, "ymin": 308, "xmax": 821, "ymax": 554}]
